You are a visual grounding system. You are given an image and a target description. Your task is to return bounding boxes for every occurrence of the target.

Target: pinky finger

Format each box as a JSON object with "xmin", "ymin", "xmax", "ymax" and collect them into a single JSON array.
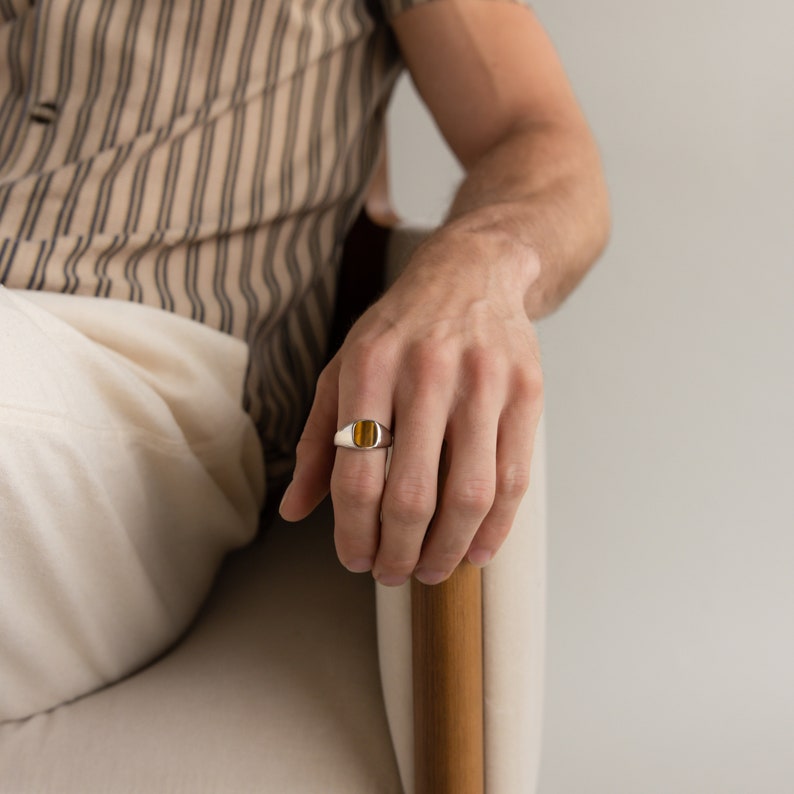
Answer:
[{"xmin": 466, "ymin": 402, "xmax": 539, "ymax": 567}]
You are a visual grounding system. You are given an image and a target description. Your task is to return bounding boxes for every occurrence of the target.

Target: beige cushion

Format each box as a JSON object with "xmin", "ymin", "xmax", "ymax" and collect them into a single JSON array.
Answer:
[{"xmin": 0, "ymin": 502, "xmax": 402, "ymax": 793}]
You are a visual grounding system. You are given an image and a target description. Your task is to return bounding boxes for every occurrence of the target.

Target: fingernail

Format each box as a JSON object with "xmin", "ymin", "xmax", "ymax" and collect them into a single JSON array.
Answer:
[
  {"xmin": 345, "ymin": 557, "xmax": 373, "ymax": 573},
  {"xmin": 467, "ymin": 548, "xmax": 493, "ymax": 567},
  {"xmin": 414, "ymin": 568, "xmax": 448, "ymax": 586}
]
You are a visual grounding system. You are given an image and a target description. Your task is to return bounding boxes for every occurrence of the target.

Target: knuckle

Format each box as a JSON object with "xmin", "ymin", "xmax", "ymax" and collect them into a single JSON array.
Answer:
[
  {"xmin": 342, "ymin": 340, "xmax": 394, "ymax": 390},
  {"xmin": 384, "ymin": 477, "xmax": 436, "ymax": 525},
  {"xmin": 296, "ymin": 416, "xmax": 331, "ymax": 450},
  {"xmin": 293, "ymin": 435, "xmax": 316, "ymax": 463},
  {"xmin": 448, "ymin": 477, "xmax": 495, "ymax": 517},
  {"xmin": 514, "ymin": 364, "xmax": 544, "ymax": 403},
  {"xmin": 331, "ymin": 465, "xmax": 384, "ymax": 507},
  {"xmin": 410, "ymin": 339, "xmax": 455, "ymax": 384},
  {"xmin": 315, "ymin": 363, "xmax": 337, "ymax": 396},
  {"xmin": 465, "ymin": 345, "xmax": 501, "ymax": 386},
  {"xmin": 295, "ymin": 427, "xmax": 316, "ymax": 458},
  {"xmin": 497, "ymin": 462, "xmax": 531, "ymax": 499}
]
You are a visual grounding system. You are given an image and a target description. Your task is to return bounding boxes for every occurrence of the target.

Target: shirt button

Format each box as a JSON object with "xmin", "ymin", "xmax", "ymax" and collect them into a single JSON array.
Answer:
[{"xmin": 30, "ymin": 101, "xmax": 58, "ymax": 125}]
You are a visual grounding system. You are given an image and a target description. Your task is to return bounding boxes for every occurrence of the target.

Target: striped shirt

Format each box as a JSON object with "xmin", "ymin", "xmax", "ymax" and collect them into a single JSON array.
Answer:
[{"xmin": 0, "ymin": 0, "xmax": 414, "ymax": 484}]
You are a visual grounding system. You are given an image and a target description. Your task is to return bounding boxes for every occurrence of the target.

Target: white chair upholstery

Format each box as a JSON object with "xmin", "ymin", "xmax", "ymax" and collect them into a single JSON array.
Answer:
[
  {"xmin": 0, "ymin": 224, "xmax": 547, "ymax": 793},
  {"xmin": 0, "ymin": 439, "xmax": 546, "ymax": 794}
]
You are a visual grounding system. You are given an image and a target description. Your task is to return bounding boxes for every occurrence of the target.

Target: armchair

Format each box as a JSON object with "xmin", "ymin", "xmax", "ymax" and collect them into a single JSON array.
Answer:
[{"xmin": 0, "ymin": 175, "xmax": 546, "ymax": 794}]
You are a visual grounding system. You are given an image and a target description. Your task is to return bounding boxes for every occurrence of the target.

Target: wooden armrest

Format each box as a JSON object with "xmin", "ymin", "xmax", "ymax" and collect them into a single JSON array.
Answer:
[
  {"xmin": 411, "ymin": 454, "xmax": 483, "ymax": 794},
  {"xmin": 336, "ymin": 200, "xmax": 485, "ymax": 794},
  {"xmin": 412, "ymin": 565, "xmax": 484, "ymax": 794}
]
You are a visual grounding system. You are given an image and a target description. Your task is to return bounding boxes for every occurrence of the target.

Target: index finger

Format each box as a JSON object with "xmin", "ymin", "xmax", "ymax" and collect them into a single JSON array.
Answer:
[{"xmin": 279, "ymin": 360, "xmax": 340, "ymax": 522}]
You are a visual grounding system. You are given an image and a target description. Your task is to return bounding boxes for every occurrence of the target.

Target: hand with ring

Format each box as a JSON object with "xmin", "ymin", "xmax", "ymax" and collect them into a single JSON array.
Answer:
[{"xmin": 279, "ymin": 224, "xmax": 544, "ymax": 587}]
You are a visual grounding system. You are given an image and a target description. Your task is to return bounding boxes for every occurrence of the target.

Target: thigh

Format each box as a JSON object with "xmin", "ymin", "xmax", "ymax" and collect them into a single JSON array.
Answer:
[{"xmin": 0, "ymin": 288, "xmax": 265, "ymax": 722}]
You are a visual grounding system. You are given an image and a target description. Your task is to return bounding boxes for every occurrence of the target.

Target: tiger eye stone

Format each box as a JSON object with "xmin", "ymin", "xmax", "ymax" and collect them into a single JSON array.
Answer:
[{"xmin": 353, "ymin": 420, "xmax": 377, "ymax": 448}]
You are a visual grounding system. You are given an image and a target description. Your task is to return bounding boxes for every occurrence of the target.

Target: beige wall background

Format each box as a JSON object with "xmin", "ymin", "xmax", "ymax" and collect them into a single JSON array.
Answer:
[{"xmin": 387, "ymin": 1, "xmax": 794, "ymax": 792}]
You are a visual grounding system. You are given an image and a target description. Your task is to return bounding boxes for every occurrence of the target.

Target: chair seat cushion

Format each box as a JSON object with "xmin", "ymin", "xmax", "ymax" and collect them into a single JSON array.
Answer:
[{"xmin": 0, "ymin": 502, "xmax": 402, "ymax": 793}]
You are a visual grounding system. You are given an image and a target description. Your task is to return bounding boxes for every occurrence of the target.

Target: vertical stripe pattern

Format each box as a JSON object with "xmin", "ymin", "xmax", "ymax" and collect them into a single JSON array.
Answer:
[{"xmin": 0, "ymin": 0, "xmax": 403, "ymax": 483}]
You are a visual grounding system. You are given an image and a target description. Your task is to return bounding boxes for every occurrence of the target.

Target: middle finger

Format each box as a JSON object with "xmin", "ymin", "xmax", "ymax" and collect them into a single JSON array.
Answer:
[{"xmin": 375, "ymin": 375, "xmax": 451, "ymax": 586}]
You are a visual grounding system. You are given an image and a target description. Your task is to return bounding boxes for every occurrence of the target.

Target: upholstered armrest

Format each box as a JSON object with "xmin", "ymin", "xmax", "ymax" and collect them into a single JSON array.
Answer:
[
  {"xmin": 376, "ymin": 420, "xmax": 546, "ymax": 794},
  {"xmin": 374, "ymin": 225, "xmax": 547, "ymax": 794}
]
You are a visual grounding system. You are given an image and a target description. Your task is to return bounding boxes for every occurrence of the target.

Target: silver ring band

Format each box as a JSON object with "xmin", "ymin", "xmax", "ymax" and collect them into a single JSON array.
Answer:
[{"xmin": 334, "ymin": 419, "xmax": 393, "ymax": 450}]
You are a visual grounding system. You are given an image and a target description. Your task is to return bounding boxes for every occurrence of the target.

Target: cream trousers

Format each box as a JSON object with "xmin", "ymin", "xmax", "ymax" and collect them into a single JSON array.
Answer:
[{"xmin": 0, "ymin": 287, "xmax": 265, "ymax": 722}]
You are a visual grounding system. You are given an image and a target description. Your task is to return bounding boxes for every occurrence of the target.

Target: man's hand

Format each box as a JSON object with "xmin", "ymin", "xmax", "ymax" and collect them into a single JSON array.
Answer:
[
  {"xmin": 279, "ymin": 221, "xmax": 543, "ymax": 585},
  {"xmin": 280, "ymin": 2, "xmax": 609, "ymax": 583}
]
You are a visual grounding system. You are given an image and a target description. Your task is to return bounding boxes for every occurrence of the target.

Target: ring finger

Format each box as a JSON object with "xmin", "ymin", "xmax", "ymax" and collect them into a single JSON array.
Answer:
[{"xmin": 330, "ymin": 355, "xmax": 394, "ymax": 574}]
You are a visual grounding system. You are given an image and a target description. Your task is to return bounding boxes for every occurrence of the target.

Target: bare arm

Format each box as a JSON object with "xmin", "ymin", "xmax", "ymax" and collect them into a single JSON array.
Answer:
[
  {"xmin": 392, "ymin": 0, "xmax": 610, "ymax": 318},
  {"xmin": 281, "ymin": 1, "xmax": 609, "ymax": 585}
]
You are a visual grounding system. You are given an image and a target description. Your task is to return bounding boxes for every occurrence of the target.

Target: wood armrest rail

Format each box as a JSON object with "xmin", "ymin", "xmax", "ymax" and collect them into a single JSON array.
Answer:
[
  {"xmin": 335, "ymin": 183, "xmax": 485, "ymax": 794},
  {"xmin": 412, "ymin": 565, "xmax": 484, "ymax": 794}
]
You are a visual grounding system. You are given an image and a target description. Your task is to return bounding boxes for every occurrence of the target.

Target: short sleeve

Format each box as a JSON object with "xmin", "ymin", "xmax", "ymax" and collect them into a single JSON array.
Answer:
[{"xmin": 378, "ymin": 0, "xmax": 532, "ymax": 25}]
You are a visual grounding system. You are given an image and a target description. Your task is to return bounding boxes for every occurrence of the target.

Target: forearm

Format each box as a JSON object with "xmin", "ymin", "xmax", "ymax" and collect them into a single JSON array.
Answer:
[
  {"xmin": 284, "ymin": 3, "xmax": 609, "ymax": 581},
  {"xmin": 443, "ymin": 119, "xmax": 610, "ymax": 319}
]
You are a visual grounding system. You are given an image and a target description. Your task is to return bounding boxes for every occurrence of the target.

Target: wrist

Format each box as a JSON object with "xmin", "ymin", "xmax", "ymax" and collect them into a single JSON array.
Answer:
[{"xmin": 436, "ymin": 204, "xmax": 542, "ymax": 301}]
